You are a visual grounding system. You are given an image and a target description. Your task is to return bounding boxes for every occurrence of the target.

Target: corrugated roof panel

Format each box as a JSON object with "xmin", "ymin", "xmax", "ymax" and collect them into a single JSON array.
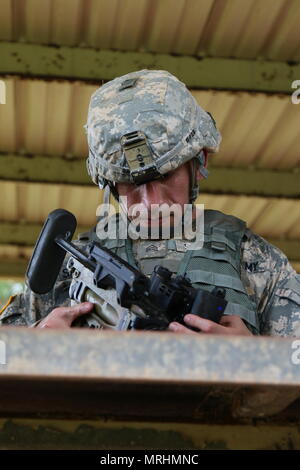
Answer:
[
  {"xmin": 191, "ymin": 90, "xmax": 215, "ymax": 110},
  {"xmin": 230, "ymin": 0, "xmax": 287, "ymax": 59},
  {"xmin": 85, "ymin": 0, "xmax": 119, "ymax": 49},
  {"xmin": 262, "ymin": 0, "xmax": 300, "ymax": 61},
  {"xmin": 24, "ymin": 80, "xmax": 48, "ymax": 154},
  {"xmin": 146, "ymin": 0, "xmax": 186, "ymax": 53},
  {"xmin": 256, "ymin": 98, "xmax": 300, "ymax": 169},
  {"xmin": 58, "ymin": 184, "xmax": 102, "ymax": 226},
  {"xmin": 1, "ymin": 181, "xmax": 19, "ymax": 222},
  {"xmin": 44, "ymin": 81, "xmax": 74, "ymax": 155},
  {"xmin": 240, "ymin": 95, "xmax": 289, "ymax": 168},
  {"xmin": 0, "ymin": 79, "xmax": 94, "ymax": 158},
  {"xmin": 70, "ymin": 82, "xmax": 97, "ymax": 158},
  {"xmin": 51, "ymin": 0, "xmax": 83, "ymax": 46},
  {"xmin": 288, "ymin": 215, "xmax": 300, "ymax": 239},
  {"xmin": 199, "ymin": 91, "xmax": 299, "ymax": 170},
  {"xmin": 198, "ymin": 0, "xmax": 255, "ymax": 57},
  {"xmin": 0, "ymin": 0, "xmax": 13, "ymax": 40},
  {"xmin": 24, "ymin": 0, "xmax": 52, "ymax": 44},
  {"xmin": 179, "ymin": 193, "xmax": 299, "ymax": 240},
  {"xmin": 111, "ymin": 0, "xmax": 150, "ymax": 51},
  {"xmin": 193, "ymin": 91, "xmax": 237, "ymax": 161},
  {"xmin": 213, "ymin": 92, "xmax": 269, "ymax": 167},
  {"xmin": 5, "ymin": 182, "xmax": 100, "ymax": 225},
  {"xmin": 1, "ymin": 0, "xmax": 300, "ymax": 60},
  {"xmin": 22, "ymin": 79, "xmax": 91, "ymax": 158},
  {"xmin": 201, "ymin": 195, "xmax": 270, "ymax": 228},
  {"xmin": 281, "ymin": 135, "xmax": 300, "ymax": 171},
  {"xmin": 172, "ymin": 0, "xmax": 215, "ymax": 55},
  {"xmin": 293, "ymin": 262, "xmax": 300, "ymax": 272},
  {"xmin": 0, "ymin": 244, "xmax": 32, "ymax": 260},
  {"xmin": 0, "ymin": 78, "xmax": 18, "ymax": 152},
  {"xmin": 250, "ymin": 198, "xmax": 300, "ymax": 239}
]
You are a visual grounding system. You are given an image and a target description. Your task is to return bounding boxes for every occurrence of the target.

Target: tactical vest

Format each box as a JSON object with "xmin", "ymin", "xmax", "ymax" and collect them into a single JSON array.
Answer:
[{"xmin": 79, "ymin": 210, "xmax": 259, "ymax": 334}]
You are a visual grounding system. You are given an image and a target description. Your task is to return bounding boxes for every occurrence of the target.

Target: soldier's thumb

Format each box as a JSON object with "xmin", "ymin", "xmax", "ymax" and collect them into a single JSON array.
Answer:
[{"xmin": 65, "ymin": 302, "xmax": 94, "ymax": 322}]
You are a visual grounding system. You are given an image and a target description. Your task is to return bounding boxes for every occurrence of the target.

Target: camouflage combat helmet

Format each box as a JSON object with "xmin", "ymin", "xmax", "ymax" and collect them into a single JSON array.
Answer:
[{"xmin": 85, "ymin": 69, "xmax": 221, "ymax": 202}]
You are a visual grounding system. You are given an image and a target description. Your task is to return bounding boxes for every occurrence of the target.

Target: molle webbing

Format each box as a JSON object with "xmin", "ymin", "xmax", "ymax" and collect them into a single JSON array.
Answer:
[{"xmin": 88, "ymin": 210, "xmax": 259, "ymax": 333}]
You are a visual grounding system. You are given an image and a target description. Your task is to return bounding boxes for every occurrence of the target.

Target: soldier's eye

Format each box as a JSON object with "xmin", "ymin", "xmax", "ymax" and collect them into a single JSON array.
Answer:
[{"xmin": 163, "ymin": 171, "xmax": 174, "ymax": 180}]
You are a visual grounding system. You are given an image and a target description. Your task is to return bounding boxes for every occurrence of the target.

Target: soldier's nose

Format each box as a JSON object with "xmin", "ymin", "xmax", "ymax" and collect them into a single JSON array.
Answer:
[{"xmin": 140, "ymin": 180, "xmax": 168, "ymax": 207}]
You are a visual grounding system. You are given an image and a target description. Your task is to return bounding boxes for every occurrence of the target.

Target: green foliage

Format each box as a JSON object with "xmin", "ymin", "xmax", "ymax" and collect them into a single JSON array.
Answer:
[{"xmin": 0, "ymin": 280, "xmax": 24, "ymax": 308}]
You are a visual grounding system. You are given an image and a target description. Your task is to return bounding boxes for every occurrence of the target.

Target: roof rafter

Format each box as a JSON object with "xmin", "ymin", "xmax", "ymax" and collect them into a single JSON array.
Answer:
[
  {"xmin": 0, "ymin": 153, "xmax": 299, "ymax": 198},
  {"xmin": 0, "ymin": 41, "xmax": 299, "ymax": 93}
]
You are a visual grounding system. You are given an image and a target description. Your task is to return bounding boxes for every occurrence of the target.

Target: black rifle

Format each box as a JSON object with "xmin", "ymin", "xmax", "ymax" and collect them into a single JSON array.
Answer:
[{"xmin": 26, "ymin": 209, "xmax": 227, "ymax": 330}]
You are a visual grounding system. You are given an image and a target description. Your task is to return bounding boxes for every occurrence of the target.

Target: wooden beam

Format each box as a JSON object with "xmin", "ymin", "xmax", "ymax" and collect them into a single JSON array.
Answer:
[
  {"xmin": 0, "ymin": 153, "xmax": 299, "ymax": 198},
  {"xmin": 0, "ymin": 260, "xmax": 27, "ymax": 278},
  {"xmin": 0, "ymin": 154, "xmax": 89, "ymax": 186},
  {"xmin": 0, "ymin": 328, "xmax": 300, "ymax": 387},
  {"xmin": 268, "ymin": 239, "xmax": 300, "ymax": 263},
  {"xmin": 0, "ymin": 330, "xmax": 299, "ymax": 448},
  {"xmin": 0, "ymin": 41, "xmax": 299, "ymax": 93},
  {"xmin": 0, "ymin": 221, "xmax": 89, "ymax": 247},
  {"xmin": 201, "ymin": 167, "xmax": 300, "ymax": 198}
]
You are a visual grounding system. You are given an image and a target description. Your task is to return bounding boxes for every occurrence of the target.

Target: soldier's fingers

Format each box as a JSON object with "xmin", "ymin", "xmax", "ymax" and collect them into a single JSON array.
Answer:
[
  {"xmin": 51, "ymin": 302, "xmax": 94, "ymax": 323},
  {"xmin": 183, "ymin": 314, "xmax": 226, "ymax": 334},
  {"xmin": 168, "ymin": 322, "xmax": 198, "ymax": 335},
  {"xmin": 219, "ymin": 314, "xmax": 253, "ymax": 336},
  {"xmin": 219, "ymin": 315, "xmax": 239, "ymax": 326}
]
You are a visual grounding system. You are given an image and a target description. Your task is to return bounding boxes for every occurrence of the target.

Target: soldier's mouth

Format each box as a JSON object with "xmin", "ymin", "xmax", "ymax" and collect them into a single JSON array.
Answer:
[{"xmin": 130, "ymin": 213, "xmax": 175, "ymax": 223}]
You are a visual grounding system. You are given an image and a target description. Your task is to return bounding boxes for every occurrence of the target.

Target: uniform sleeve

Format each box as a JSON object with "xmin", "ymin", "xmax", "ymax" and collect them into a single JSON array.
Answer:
[
  {"xmin": 0, "ymin": 262, "xmax": 73, "ymax": 327},
  {"xmin": 240, "ymin": 229, "xmax": 300, "ymax": 337},
  {"xmin": 0, "ymin": 234, "xmax": 94, "ymax": 327},
  {"xmin": 0, "ymin": 292, "xmax": 29, "ymax": 326}
]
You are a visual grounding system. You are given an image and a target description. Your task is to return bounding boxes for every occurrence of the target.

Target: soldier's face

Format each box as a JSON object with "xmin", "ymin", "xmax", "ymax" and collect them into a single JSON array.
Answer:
[{"xmin": 116, "ymin": 161, "xmax": 192, "ymax": 228}]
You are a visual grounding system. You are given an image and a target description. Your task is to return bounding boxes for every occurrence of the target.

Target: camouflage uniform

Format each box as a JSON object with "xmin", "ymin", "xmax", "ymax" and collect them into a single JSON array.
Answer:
[
  {"xmin": 1, "ymin": 216, "xmax": 299, "ymax": 337},
  {"xmin": 1, "ymin": 69, "xmax": 299, "ymax": 335},
  {"xmin": 131, "ymin": 230, "xmax": 300, "ymax": 337}
]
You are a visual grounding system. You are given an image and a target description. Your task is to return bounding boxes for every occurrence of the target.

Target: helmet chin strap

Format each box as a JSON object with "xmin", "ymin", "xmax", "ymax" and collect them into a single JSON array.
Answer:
[
  {"xmin": 103, "ymin": 183, "xmax": 111, "ymax": 205},
  {"xmin": 189, "ymin": 159, "xmax": 198, "ymax": 204},
  {"xmin": 97, "ymin": 174, "xmax": 121, "ymax": 203},
  {"xmin": 189, "ymin": 150, "xmax": 209, "ymax": 204}
]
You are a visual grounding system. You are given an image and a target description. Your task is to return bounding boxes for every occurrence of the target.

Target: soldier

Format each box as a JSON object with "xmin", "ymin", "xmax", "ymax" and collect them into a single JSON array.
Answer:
[{"xmin": 1, "ymin": 69, "xmax": 300, "ymax": 336}]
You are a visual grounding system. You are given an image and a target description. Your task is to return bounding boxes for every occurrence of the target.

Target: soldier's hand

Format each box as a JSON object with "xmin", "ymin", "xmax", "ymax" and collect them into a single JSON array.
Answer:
[
  {"xmin": 36, "ymin": 302, "xmax": 94, "ymax": 329},
  {"xmin": 168, "ymin": 314, "xmax": 252, "ymax": 336}
]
